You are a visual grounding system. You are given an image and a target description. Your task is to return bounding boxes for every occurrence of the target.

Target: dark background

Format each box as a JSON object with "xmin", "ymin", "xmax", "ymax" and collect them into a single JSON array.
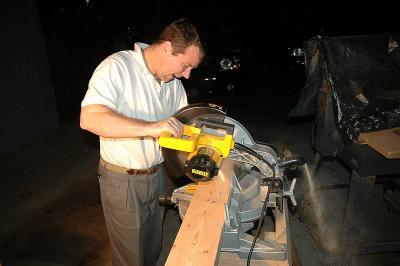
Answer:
[
  {"xmin": 1, "ymin": 2, "xmax": 400, "ymax": 265},
  {"xmin": 37, "ymin": 1, "xmax": 400, "ymax": 118},
  {"xmin": 1, "ymin": 0, "xmax": 399, "ymax": 152}
]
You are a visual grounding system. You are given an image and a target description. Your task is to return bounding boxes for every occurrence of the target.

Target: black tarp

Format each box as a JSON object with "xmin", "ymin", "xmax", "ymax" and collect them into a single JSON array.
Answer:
[{"xmin": 288, "ymin": 33, "xmax": 400, "ymax": 142}]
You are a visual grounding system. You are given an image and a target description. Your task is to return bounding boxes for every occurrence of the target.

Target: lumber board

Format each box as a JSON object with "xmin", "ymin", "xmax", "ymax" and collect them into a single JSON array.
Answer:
[
  {"xmin": 166, "ymin": 161, "xmax": 234, "ymax": 266},
  {"xmin": 358, "ymin": 127, "xmax": 400, "ymax": 159}
]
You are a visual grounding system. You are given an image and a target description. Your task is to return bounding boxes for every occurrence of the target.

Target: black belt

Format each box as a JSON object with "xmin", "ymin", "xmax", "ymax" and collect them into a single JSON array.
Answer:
[{"xmin": 100, "ymin": 157, "xmax": 161, "ymax": 175}]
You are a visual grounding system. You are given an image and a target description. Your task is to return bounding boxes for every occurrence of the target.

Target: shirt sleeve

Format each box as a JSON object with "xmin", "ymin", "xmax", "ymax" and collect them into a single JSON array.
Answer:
[{"xmin": 81, "ymin": 55, "xmax": 124, "ymax": 111}]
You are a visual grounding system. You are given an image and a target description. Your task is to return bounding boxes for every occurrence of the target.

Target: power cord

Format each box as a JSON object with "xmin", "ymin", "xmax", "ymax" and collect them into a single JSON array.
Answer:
[{"xmin": 233, "ymin": 143, "xmax": 276, "ymax": 266}]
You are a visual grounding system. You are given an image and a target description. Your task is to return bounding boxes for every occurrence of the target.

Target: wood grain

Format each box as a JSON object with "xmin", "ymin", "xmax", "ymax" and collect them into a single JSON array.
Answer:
[
  {"xmin": 166, "ymin": 161, "xmax": 234, "ymax": 266},
  {"xmin": 358, "ymin": 127, "xmax": 400, "ymax": 159}
]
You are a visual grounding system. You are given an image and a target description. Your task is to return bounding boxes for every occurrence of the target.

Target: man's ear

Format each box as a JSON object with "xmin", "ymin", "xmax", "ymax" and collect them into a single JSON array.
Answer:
[{"xmin": 161, "ymin": 41, "xmax": 173, "ymax": 55}]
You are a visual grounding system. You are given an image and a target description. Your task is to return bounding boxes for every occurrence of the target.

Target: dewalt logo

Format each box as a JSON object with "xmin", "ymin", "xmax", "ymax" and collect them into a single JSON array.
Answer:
[{"xmin": 192, "ymin": 169, "xmax": 208, "ymax": 177}]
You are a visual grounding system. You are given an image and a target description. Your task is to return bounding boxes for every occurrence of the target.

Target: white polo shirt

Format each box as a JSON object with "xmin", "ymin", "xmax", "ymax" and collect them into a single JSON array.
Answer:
[{"xmin": 81, "ymin": 43, "xmax": 188, "ymax": 169}]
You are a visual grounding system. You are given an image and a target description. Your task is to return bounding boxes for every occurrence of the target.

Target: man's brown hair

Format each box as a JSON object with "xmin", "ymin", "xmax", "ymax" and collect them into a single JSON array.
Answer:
[{"xmin": 155, "ymin": 18, "xmax": 205, "ymax": 57}]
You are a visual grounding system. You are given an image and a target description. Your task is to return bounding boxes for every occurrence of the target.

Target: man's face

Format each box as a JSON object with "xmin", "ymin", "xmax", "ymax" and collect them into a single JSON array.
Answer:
[{"xmin": 158, "ymin": 44, "xmax": 203, "ymax": 83}]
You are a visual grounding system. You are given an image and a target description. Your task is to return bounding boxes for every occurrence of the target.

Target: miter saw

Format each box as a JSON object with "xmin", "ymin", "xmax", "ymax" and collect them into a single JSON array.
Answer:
[{"xmin": 160, "ymin": 103, "xmax": 304, "ymax": 265}]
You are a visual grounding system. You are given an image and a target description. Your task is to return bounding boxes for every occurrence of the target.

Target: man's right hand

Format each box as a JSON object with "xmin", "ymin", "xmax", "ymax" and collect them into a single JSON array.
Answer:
[{"xmin": 147, "ymin": 117, "xmax": 184, "ymax": 138}]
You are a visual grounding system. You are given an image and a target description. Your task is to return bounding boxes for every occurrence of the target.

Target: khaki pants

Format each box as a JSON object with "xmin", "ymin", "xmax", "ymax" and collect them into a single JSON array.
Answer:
[{"xmin": 98, "ymin": 161, "xmax": 166, "ymax": 266}]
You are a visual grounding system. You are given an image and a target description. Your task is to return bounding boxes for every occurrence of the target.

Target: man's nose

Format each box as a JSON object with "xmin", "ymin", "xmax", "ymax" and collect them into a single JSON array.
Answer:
[{"xmin": 182, "ymin": 68, "xmax": 191, "ymax": 79}]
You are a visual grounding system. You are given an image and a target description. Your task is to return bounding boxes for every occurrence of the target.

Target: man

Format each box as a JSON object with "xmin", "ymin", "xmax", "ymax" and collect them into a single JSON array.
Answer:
[{"xmin": 80, "ymin": 18, "xmax": 204, "ymax": 266}]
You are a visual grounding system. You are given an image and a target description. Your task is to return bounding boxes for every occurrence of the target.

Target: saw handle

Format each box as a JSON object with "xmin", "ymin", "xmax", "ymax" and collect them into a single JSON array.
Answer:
[{"xmin": 158, "ymin": 125, "xmax": 200, "ymax": 153}]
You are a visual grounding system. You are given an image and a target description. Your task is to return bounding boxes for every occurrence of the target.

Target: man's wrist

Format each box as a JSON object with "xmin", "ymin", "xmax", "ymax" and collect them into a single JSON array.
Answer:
[{"xmin": 142, "ymin": 120, "xmax": 155, "ymax": 137}]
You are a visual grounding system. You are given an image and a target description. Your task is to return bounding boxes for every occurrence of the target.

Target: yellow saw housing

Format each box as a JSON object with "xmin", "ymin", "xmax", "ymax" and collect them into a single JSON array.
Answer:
[{"xmin": 159, "ymin": 119, "xmax": 235, "ymax": 182}]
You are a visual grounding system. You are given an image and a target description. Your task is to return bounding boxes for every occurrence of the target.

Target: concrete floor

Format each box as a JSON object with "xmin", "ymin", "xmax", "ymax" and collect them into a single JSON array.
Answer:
[{"xmin": 1, "ymin": 102, "xmax": 400, "ymax": 266}]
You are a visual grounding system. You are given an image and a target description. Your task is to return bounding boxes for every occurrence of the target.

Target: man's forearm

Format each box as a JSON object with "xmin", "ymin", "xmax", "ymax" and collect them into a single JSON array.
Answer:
[{"xmin": 80, "ymin": 105, "xmax": 152, "ymax": 138}]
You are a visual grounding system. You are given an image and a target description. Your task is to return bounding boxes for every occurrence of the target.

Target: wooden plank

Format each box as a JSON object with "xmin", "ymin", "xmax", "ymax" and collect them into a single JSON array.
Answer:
[
  {"xmin": 358, "ymin": 127, "xmax": 400, "ymax": 159},
  {"xmin": 166, "ymin": 161, "xmax": 234, "ymax": 266}
]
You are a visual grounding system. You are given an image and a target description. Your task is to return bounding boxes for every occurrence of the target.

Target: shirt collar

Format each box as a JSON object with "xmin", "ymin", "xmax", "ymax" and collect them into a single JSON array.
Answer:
[
  {"xmin": 132, "ymin": 42, "xmax": 153, "ymax": 76},
  {"xmin": 133, "ymin": 42, "xmax": 168, "ymax": 88}
]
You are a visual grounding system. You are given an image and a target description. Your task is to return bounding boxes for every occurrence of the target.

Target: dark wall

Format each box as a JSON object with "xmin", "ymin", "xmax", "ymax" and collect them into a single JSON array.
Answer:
[{"xmin": 0, "ymin": 1, "xmax": 58, "ymax": 154}]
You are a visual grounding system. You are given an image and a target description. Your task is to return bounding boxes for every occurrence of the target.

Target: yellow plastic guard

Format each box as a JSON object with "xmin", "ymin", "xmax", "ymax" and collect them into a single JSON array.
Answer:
[
  {"xmin": 159, "ymin": 125, "xmax": 201, "ymax": 153},
  {"xmin": 184, "ymin": 181, "xmax": 213, "ymax": 194},
  {"xmin": 184, "ymin": 184, "xmax": 198, "ymax": 194},
  {"xmin": 159, "ymin": 124, "xmax": 235, "ymax": 158},
  {"xmin": 198, "ymin": 131, "xmax": 235, "ymax": 158}
]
